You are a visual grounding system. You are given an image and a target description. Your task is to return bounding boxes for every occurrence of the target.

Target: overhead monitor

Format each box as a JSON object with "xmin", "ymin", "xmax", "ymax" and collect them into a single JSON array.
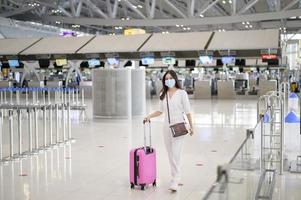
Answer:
[
  {"xmin": 39, "ymin": 59, "xmax": 50, "ymax": 68},
  {"xmin": 199, "ymin": 56, "xmax": 213, "ymax": 65},
  {"xmin": 162, "ymin": 57, "xmax": 176, "ymax": 65},
  {"xmin": 107, "ymin": 58, "xmax": 120, "ymax": 66},
  {"xmin": 221, "ymin": 57, "xmax": 235, "ymax": 65},
  {"xmin": 88, "ymin": 59, "xmax": 100, "ymax": 67},
  {"xmin": 235, "ymin": 59, "xmax": 246, "ymax": 66},
  {"xmin": 80, "ymin": 61, "xmax": 89, "ymax": 68},
  {"xmin": 216, "ymin": 59, "xmax": 223, "ymax": 66},
  {"xmin": 185, "ymin": 60, "xmax": 196, "ymax": 67},
  {"xmin": 8, "ymin": 60, "xmax": 19, "ymax": 68},
  {"xmin": 141, "ymin": 57, "xmax": 155, "ymax": 65},
  {"xmin": 55, "ymin": 59, "xmax": 67, "ymax": 66}
]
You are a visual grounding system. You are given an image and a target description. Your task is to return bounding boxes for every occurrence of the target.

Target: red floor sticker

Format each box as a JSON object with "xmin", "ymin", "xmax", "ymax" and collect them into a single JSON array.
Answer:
[
  {"xmin": 98, "ymin": 145, "xmax": 105, "ymax": 148},
  {"xmin": 19, "ymin": 174, "xmax": 28, "ymax": 177}
]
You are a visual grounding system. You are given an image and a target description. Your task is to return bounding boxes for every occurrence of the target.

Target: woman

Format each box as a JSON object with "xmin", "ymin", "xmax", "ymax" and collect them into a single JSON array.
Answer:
[{"xmin": 144, "ymin": 70, "xmax": 193, "ymax": 192}]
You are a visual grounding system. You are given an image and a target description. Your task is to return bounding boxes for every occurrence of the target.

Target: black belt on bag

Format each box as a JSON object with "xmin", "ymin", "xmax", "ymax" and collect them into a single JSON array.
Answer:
[{"xmin": 166, "ymin": 91, "xmax": 188, "ymax": 137}]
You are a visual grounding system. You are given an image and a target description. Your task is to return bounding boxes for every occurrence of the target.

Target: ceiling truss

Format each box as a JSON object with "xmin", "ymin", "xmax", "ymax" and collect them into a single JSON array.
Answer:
[{"xmin": 0, "ymin": 0, "xmax": 300, "ymax": 35}]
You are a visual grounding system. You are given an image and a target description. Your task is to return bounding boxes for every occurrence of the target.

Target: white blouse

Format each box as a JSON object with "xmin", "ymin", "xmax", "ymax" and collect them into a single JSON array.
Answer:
[{"xmin": 158, "ymin": 89, "xmax": 191, "ymax": 125}]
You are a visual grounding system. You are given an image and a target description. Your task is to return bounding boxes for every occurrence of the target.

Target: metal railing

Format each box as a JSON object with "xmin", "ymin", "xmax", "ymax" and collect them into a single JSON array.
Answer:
[
  {"xmin": 0, "ymin": 87, "xmax": 87, "ymax": 121},
  {"xmin": 0, "ymin": 103, "xmax": 74, "ymax": 163}
]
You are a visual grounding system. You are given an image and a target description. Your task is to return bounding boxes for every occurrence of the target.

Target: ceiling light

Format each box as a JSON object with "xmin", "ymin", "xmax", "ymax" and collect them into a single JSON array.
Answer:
[
  {"xmin": 246, "ymin": 22, "xmax": 250, "ymax": 24},
  {"xmin": 222, "ymin": 29, "xmax": 226, "ymax": 32},
  {"xmin": 299, "ymin": 16, "xmax": 301, "ymax": 19},
  {"xmin": 279, "ymin": 27, "xmax": 282, "ymax": 30},
  {"xmin": 290, "ymin": 16, "xmax": 297, "ymax": 19},
  {"xmin": 176, "ymin": 24, "xmax": 179, "ymax": 27},
  {"xmin": 119, "ymin": 26, "xmax": 123, "ymax": 29},
  {"xmin": 126, "ymin": 17, "xmax": 130, "ymax": 20},
  {"xmin": 132, "ymin": 5, "xmax": 137, "ymax": 9},
  {"xmin": 121, "ymin": 18, "xmax": 125, "ymax": 20},
  {"xmin": 228, "ymin": 0, "xmax": 232, "ymax": 3},
  {"xmin": 222, "ymin": 0, "xmax": 226, "ymax": 4},
  {"xmin": 118, "ymin": 0, "xmax": 121, "ymax": 2},
  {"xmin": 218, "ymin": 29, "xmax": 222, "ymax": 32},
  {"xmin": 242, "ymin": 22, "xmax": 245, "ymax": 25},
  {"xmin": 115, "ymin": 27, "xmax": 119, "ymax": 29},
  {"xmin": 249, "ymin": 25, "xmax": 253, "ymax": 28},
  {"xmin": 199, "ymin": 14, "xmax": 204, "ymax": 17},
  {"xmin": 180, "ymin": 25, "xmax": 184, "ymax": 27},
  {"xmin": 137, "ymin": 5, "xmax": 143, "ymax": 8},
  {"xmin": 187, "ymin": 27, "xmax": 191, "ymax": 30},
  {"xmin": 183, "ymin": 27, "xmax": 187, "ymax": 30},
  {"xmin": 55, "ymin": 21, "xmax": 61, "ymax": 24},
  {"xmin": 245, "ymin": 25, "xmax": 249, "ymax": 28}
]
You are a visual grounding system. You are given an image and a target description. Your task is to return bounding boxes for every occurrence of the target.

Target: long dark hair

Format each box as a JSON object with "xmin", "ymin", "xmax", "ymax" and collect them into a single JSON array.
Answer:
[{"xmin": 160, "ymin": 70, "xmax": 181, "ymax": 100}]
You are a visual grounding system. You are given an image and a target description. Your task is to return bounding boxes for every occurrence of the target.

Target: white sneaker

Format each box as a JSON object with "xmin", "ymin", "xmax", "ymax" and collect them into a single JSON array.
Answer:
[{"xmin": 169, "ymin": 181, "xmax": 178, "ymax": 192}]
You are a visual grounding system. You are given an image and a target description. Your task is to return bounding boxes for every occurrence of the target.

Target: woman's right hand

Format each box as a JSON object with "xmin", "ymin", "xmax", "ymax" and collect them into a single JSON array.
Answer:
[{"xmin": 143, "ymin": 116, "xmax": 151, "ymax": 123}]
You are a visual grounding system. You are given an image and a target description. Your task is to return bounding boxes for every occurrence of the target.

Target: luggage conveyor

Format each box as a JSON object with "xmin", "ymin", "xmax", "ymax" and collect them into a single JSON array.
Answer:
[{"xmin": 203, "ymin": 89, "xmax": 301, "ymax": 200}]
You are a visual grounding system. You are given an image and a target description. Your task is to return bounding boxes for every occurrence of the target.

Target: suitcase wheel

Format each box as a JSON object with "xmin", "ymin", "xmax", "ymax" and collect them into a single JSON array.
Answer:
[
  {"xmin": 130, "ymin": 183, "xmax": 135, "ymax": 189},
  {"xmin": 152, "ymin": 180, "xmax": 156, "ymax": 187},
  {"xmin": 141, "ymin": 185, "xmax": 145, "ymax": 190}
]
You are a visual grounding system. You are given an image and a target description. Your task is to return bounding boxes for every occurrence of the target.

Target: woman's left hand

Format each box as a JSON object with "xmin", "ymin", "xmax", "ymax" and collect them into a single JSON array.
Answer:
[{"xmin": 189, "ymin": 127, "xmax": 194, "ymax": 136}]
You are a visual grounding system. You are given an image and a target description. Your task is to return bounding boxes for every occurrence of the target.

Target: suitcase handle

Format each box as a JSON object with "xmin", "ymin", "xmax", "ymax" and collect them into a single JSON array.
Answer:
[{"xmin": 143, "ymin": 121, "xmax": 151, "ymax": 151}]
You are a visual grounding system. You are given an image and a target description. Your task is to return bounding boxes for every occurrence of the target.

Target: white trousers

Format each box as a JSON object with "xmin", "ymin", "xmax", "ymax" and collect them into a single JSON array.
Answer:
[{"xmin": 163, "ymin": 126, "xmax": 185, "ymax": 183}]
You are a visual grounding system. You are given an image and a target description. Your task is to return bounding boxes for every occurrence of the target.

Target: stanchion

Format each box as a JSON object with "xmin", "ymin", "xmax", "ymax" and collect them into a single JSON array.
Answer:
[
  {"xmin": 8, "ymin": 110, "xmax": 14, "ymax": 159},
  {"xmin": 16, "ymin": 89, "xmax": 20, "ymax": 105},
  {"xmin": 25, "ymin": 88, "xmax": 29, "ymax": 105},
  {"xmin": 33, "ymin": 107, "xmax": 39, "ymax": 154},
  {"xmin": 0, "ymin": 112, "xmax": 3, "ymax": 162},
  {"xmin": 9, "ymin": 88, "xmax": 13, "ymax": 105},
  {"xmin": 67, "ymin": 103, "xmax": 75, "ymax": 142},
  {"xmin": 62, "ymin": 104, "xmax": 66, "ymax": 143},
  {"xmin": 72, "ymin": 88, "xmax": 75, "ymax": 105},
  {"xmin": 68, "ymin": 88, "xmax": 71, "ymax": 105},
  {"xmin": 55, "ymin": 104, "xmax": 59, "ymax": 145},
  {"xmin": 4, "ymin": 89, "xmax": 7, "ymax": 104},
  {"xmin": 17, "ymin": 109, "xmax": 25, "ymax": 158},
  {"xmin": 43, "ymin": 106, "xmax": 48, "ymax": 149},
  {"xmin": 48, "ymin": 88, "xmax": 51, "ymax": 105},
  {"xmin": 27, "ymin": 108, "xmax": 33, "ymax": 154},
  {"xmin": 76, "ymin": 89, "xmax": 79, "ymax": 106},
  {"xmin": 49, "ymin": 105, "xmax": 53, "ymax": 146},
  {"xmin": 81, "ymin": 89, "xmax": 85, "ymax": 106},
  {"xmin": 43, "ymin": 89, "xmax": 46, "ymax": 105},
  {"xmin": 0, "ymin": 89, "xmax": 3, "ymax": 105}
]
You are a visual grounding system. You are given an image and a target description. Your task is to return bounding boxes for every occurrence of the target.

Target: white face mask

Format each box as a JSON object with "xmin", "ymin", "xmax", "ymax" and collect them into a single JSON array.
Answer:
[{"xmin": 165, "ymin": 79, "xmax": 176, "ymax": 88}]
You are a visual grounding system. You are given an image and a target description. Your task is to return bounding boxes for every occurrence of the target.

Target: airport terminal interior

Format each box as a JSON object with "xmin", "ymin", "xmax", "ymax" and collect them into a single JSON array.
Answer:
[{"xmin": 0, "ymin": 0, "xmax": 301, "ymax": 199}]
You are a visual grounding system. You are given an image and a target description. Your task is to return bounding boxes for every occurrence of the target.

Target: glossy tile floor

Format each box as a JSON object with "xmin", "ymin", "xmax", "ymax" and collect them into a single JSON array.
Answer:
[{"xmin": 0, "ymin": 98, "xmax": 292, "ymax": 200}]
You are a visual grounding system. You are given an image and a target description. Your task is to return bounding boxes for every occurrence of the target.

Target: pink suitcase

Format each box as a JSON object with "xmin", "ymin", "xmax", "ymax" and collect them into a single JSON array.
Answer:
[{"xmin": 129, "ymin": 121, "xmax": 156, "ymax": 190}]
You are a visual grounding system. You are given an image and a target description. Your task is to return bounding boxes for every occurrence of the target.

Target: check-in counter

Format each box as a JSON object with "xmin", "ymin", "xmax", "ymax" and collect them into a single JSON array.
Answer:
[
  {"xmin": 0, "ymin": 81, "xmax": 12, "ymax": 88},
  {"xmin": 28, "ymin": 81, "xmax": 44, "ymax": 88},
  {"xmin": 194, "ymin": 80, "xmax": 211, "ymax": 99},
  {"xmin": 259, "ymin": 80, "xmax": 277, "ymax": 96},
  {"xmin": 47, "ymin": 81, "xmax": 62, "ymax": 88},
  {"xmin": 217, "ymin": 80, "xmax": 235, "ymax": 99}
]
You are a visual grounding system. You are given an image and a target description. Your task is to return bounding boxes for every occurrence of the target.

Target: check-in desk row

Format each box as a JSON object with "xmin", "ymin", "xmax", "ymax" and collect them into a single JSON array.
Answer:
[{"xmin": 194, "ymin": 79, "xmax": 277, "ymax": 99}]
